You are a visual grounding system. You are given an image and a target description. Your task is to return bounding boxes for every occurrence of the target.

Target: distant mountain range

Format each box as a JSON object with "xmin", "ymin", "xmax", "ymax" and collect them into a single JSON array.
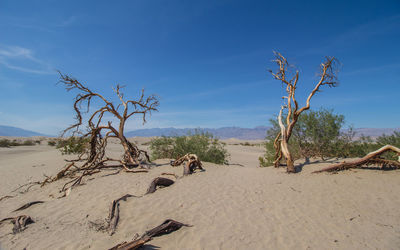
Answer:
[
  {"xmin": 0, "ymin": 125, "xmax": 47, "ymax": 137},
  {"xmin": 125, "ymin": 126, "xmax": 400, "ymax": 140},
  {"xmin": 125, "ymin": 126, "xmax": 270, "ymax": 140},
  {"xmin": 1, "ymin": 125, "xmax": 399, "ymax": 140}
]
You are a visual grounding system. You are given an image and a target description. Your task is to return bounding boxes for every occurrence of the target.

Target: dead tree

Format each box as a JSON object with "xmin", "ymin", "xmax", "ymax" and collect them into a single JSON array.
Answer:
[
  {"xmin": 269, "ymin": 52, "xmax": 338, "ymax": 173},
  {"xmin": 313, "ymin": 145, "xmax": 400, "ymax": 173},
  {"xmin": 171, "ymin": 154, "xmax": 205, "ymax": 175},
  {"xmin": 42, "ymin": 73, "xmax": 159, "ymax": 191}
]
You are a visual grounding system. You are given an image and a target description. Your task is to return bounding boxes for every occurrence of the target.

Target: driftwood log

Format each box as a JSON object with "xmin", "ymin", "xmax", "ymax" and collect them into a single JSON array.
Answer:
[
  {"xmin": 107, "ymin": 194, "xmax": 139, "ymax": 235},
  {"xmin": 171, "ymin": 154, "xmax": 205, "ymax": 176},
  {"xmin": 313, "ymin": 145, "xmax": 400, "ymax": 173},
  {"xmin": 146, "ymin": 177, "xmax": 175, "ymax": 194},
  {"xmin": 109, "ymin": 219, "xmax": 192, "ymax": 250},
  {"xmin": 12, "ymin": 201, "xmax": 44, "ymax": 212},
  {"xmin": 0, "ymin": 215, "xmax": 34, "ymax": 234}
]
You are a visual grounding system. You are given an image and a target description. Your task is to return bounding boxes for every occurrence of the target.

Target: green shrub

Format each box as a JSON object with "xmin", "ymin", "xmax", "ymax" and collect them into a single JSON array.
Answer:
[
  {"xmin": 0, "ymin": 139, "xmax": 11, "ymax": 147},
  {"xmin": 149, "ymin": 133, "xmax": 229, "ymax": 164},
  {"xmin": 48, "ymin": 140, "xmax": 57, "ymax": 146},
  {"xmin": 22, "ymin": 140, "xmax": 35, "ymax": 146},
  {"xmin": 260, "ymin": 106, "xmax": 400, "ymax": 166},
  {"xmin": 56, "ymin": 136, "xmax": 90, "ymax": 155},
  {"xmin": 0, "ymin": 139, "xmax": 37, "ymax": 147},
  {"xmin": 260, "ymin": 108, "xmax": 354, "ymax": 166}
]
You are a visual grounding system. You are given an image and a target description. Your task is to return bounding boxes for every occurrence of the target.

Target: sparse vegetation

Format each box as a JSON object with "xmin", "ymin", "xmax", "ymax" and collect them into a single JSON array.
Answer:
[
  {"xmin": 0, "ymin": 139, "xmax": 37, "ymax": 147},
  {"xmin": 149, "ymin": 133, "xmax": 229, "ymax": 164},
  {"xmin": 48, "ymin": 140, "xmax": 57, "ymax": 146},
  {"xmin": 260, "ymin": 108, "xmax": 400, "ymax": 167},
  {"xmin": 268, "ymin": 52, "xmax": 339, "ymax": 172},
  {"xmin": 55, "ymin": 136, "xmax": 90, "ymax": 155}
]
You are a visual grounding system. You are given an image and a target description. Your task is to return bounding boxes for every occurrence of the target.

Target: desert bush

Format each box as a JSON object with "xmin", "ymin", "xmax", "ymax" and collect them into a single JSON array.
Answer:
[
  {"xmin": 48, "ymin": 140, "xmax": 57, "ymax": 146},
  {"xmin": 260, "ymin": 108, "xmax": 350, "ymax": 166},
  {"xmin": 56, "ymin": 136, "xmax": 90, "ymax": 155},
  {"xmin": 0, "ymin": 139, "xmax": 37, "ymax": 147},
  {"xmin": 149, "ymin": 132, "xmax": 229, "ymax": 164},
  {"xmin": 0, "ymin": 139, "xmax": 11, "ymax": 147},
  {"xmin": 260, "ymin": 107, "xmax": 400, "ymax": 166},
  {"xmin": 22, "ymin": 140, "xmax": 35, "ymax": 146}
]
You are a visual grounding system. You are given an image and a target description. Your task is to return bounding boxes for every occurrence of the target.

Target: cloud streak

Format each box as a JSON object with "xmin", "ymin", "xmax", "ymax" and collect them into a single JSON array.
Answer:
[{"xmin": 0, "ymin": 44, "xmax": 54, "ymax": 75}]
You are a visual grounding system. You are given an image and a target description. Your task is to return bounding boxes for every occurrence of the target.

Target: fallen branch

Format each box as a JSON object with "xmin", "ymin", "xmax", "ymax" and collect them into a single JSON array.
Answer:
[
  {"xmin": 313, "ymin": 145, "xmax": 400, "ymax": 173},
  {"xmin": 0, "ymin": 215, "xmax": 34, "ymax": 234},
  {"xmin": 0, "ymin": 195, "xmax": 15, "ymax": 202},
  {"xmin": 109, "ymin": 235, "xmax": 151, "ymax": 250},
  {"xmin": 13, "ymin": 201, "xmax": 44, "ymax": 212},
  {"xmin": 171, "ymin": 154, "xmax": 205, "ymax": 176},
  {"xmin": 109, "ymin": 219, "xmax": 192, "ymax": 250},
  {"xmin": 145, "ymin": 177, "xmax": 174, "ymax": 195},
  {"xmin": 88, "ymin": 194, "xmax": 141, "ymax": 235},
  {"xmin": 143, "ymin": 219, "xmax": 192, "ymax": 238}
]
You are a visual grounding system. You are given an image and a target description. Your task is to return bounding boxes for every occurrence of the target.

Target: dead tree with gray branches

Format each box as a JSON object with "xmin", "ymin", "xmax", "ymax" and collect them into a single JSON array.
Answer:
[
  {"xmin": 41, "ymin": 73, "xmax": 159, "ymax": 192},
  {"xmin": 269, "ymin": 52, "xmax": 339, "ymax": 173}
]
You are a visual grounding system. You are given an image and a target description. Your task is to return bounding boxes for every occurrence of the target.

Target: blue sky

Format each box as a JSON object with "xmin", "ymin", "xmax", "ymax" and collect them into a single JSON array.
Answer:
[{"xmin": 0, "ymin": 0, "xmax": 399, "ymax": 135}]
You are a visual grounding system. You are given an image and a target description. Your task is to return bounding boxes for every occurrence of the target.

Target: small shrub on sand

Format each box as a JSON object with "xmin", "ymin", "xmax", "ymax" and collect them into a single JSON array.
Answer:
[
  {"xmin": 0, "ymin": 139, "xmax": 37, "ymax": 147},
  {"xmin": 56, "ymin": 137, "xmax": 90, "ymax": 155},
  {"xmin": 149, "ymin": 132, "xmax": 229, "ymax": 164}
]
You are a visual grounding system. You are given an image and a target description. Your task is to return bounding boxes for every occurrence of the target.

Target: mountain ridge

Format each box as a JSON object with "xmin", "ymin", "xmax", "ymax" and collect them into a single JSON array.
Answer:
[{"xmin": 1, "ymin": 125, "xmax": 398, "ymax": 140}]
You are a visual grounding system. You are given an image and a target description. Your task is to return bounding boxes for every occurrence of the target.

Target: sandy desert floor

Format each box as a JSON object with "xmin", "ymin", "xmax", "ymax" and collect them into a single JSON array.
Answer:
[{"xmin": 0, "ymin": 137, "xmax": 400, "ymax": 250}]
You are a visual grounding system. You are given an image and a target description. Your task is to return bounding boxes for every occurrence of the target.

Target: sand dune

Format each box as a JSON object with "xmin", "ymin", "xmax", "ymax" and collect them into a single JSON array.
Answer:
[{"xmin": 0, "ymin": 139, "xmax": 400, "ymax": 249}]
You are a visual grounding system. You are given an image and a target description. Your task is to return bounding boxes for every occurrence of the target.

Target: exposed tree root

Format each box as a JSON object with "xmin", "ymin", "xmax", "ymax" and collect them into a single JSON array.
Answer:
[
  {"xmin": 13, "ymin": 201, "xmax": 44, "ymax": 212},
  {"xmin": 313, "ymin": 145, "xmax": 400, "ymax": 173},
  {"xmin": 109, "ymin": 219, "xmax": 192, "ymax": 250},
  {"xmin": 0, "ymin": 195, "xmax": 15, "ymax": 202},
  {"xmin": 109, "ymin": 235, "xmax": 151, "ymax": 250},
  {"xmin": 0, "ymin": 215, "xmax": 34, "ymax": 234},
  {"xmin": 143, "ymin": 219, "xmax": 192, "ymax": 237},
  {"xmin": 171, "ymin": 154, "xmax": 205, "ymax": 176},
  {"xmin": 145, "ymin": 177, "xmax": 175, "ymax": 195}
]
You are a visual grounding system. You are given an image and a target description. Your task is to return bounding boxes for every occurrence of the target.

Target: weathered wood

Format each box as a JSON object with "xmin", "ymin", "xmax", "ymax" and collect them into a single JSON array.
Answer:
[
  {"xmin": 267, "ymin": 52, "xmax": 338, "ymax": 173},
  {"xmin": 146, "ymin": 177, "xmax": 174, "ymax": 194},
  {"xmin": 171, "ymin": 154, "xmax": 205, "ymax": 176},
  {"xmin": 41, "ymin": 73, "xmax": 159, "ymax": 191},
  {"xmin": 109, "ymin": 219, "xmax": 192, "ymax": 250},
  {"xmin": 313, "ymin": 145, "xmax": 400, "ymax": 173},
  {"xmin": 107, "ymin": 194, "xmax": 139, "ymax": 235},
  {"xmin": 143, "ymin": 219, "xmax": 192, "ymax": 238},
  {"xmin": 109, "ymin": 235, "xmax": 151, "ymax": 250},
  {"xmin": 0, "ymin": 215, "xmax": 34, "ymax": 234},
  {"xmin": 13, "ymin": 201, "xmax": 44, "ymax": 212}
]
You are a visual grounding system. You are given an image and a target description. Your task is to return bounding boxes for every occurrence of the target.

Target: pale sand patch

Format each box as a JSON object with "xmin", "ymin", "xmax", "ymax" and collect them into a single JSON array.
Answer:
[{"xmin": 0, "ymin": 138, "xmax": 399, "ymax": 249}]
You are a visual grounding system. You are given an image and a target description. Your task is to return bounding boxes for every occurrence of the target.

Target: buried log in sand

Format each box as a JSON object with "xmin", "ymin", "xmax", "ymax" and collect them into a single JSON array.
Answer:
[
  {"xmin": 109, "ymin": 219, "xmax": 192, "ymax": 250},
  {"xmin": 313, "ymin": 145, "xmax": 400, "ymax": 173},
  {"xmin": 145, "ymin": 177, "xmax": 175, "ymax": 194}
]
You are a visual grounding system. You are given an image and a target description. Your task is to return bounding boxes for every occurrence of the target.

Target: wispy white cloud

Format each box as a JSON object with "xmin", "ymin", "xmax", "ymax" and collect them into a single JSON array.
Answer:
[{"xmin": 0, "ymin": 44, "xmax": 54, "ymax": 75}]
